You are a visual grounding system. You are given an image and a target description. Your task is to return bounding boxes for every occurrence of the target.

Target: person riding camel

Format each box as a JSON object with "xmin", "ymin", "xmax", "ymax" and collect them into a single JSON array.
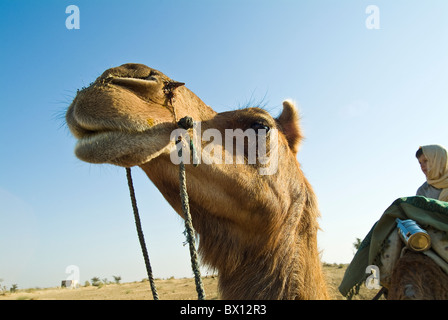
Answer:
[{"xmin": 416, "ymin": 144, "xmax": 448, "ymax": 202}]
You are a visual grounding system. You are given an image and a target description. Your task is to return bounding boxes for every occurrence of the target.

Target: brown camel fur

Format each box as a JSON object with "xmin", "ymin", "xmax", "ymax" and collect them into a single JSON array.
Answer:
[
  {"xmin": 387, "ymin": 250, "xmax": 448, "ymax": 300},
  {"xmin": 65, "ymin": 63, "xmax": 329, "ymax": 300}
]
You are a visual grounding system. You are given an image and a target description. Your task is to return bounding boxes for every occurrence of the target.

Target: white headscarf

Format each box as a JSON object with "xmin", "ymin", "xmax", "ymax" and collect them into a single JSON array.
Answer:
[{"xmin": 422, "ymin": 144, "xmax": 448, "ymax": 202}]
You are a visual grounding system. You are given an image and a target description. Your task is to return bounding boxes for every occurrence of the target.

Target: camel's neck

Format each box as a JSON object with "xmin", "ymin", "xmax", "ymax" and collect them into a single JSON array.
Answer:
[
  {"xmin": 214, "ymin": 233, "xmax": 324, "ymax": 299},
  {"xmin": 191, "ymin": 184, "xmax": 329, "ymax": 300}
]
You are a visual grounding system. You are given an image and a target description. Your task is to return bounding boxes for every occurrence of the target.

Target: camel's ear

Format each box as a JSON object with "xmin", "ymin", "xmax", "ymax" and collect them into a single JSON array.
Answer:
[{"xmin": 276, "ymin": 100, "xmax": 303, "ymax": 154}]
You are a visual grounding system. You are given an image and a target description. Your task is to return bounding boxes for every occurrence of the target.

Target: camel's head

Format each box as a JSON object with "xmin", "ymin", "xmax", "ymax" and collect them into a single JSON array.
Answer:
[
  {"xmin": 66, "ymin": 63, "xmax": 302, "ymax": 171},
  {"xmin": 66, "ymin": 63, "xmax": 216, "ymax": 167}
]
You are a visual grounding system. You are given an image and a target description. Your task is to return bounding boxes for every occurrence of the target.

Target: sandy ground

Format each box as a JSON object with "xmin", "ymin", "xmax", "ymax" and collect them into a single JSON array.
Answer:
[{"xmin": 0, "ymin": 265, "xmax": 381, "ymax": 300}]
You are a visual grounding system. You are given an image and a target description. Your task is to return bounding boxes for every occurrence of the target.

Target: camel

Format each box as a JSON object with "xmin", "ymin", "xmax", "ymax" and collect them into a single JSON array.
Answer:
[
  {"xmin": 387, "ymin": 250, "xmax": 448, "ymax": 299},
  {"xmin": 65, "ymin": 63, "xmax": 329, "ymax": 300},
  {"xmin": 381, "ymin": 225, "xmax": 448, "ymax": 300}
]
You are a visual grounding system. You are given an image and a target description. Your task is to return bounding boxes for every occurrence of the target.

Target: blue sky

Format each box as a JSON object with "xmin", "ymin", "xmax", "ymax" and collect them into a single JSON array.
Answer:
[{"xmin": 1, "ymin": 0, "xmax": 447, "ymax": 290}]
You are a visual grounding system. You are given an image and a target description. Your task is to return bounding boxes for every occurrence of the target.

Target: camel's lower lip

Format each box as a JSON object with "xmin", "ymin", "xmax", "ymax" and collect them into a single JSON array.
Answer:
[
  {"xmin": 73, "ymin": 127, "xmax": 174, "ymax": 167},
  {"xmin": 75, "ymin": 130, "xmax": 138, "ymax": 164}
]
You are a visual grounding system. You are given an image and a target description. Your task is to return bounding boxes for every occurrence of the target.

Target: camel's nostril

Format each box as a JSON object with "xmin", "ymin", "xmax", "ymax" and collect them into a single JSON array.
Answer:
[
  {"xmin": 163, "ymin": 80, "xmax": 185, "ymax": 91},
  {"xmin": 163, "ymin": 80, "xmax": 185, "ymax": 106}
]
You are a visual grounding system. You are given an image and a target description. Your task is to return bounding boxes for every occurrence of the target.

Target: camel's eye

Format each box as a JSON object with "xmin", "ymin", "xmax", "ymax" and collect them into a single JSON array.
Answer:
[{"xmin": 251, "ymin": 121, "xmax": 270, "ymax": 133}]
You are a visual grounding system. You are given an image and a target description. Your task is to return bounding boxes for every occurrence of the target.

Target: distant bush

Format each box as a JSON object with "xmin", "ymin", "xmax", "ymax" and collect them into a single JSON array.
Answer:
[
  {"xmin": 113, "ymin": 276, "xmax": 121, "ymax": 284},
  {"xmin": 323, "ymin": 262, "xmax": 346, "ymax": 268},
  {"xmin": 353, "ymin": 237, "xmax": 362, "ymax": 250},
  {"xmin": 91, "ymin": 277, "xmax": 101, "ymax": 287}
]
